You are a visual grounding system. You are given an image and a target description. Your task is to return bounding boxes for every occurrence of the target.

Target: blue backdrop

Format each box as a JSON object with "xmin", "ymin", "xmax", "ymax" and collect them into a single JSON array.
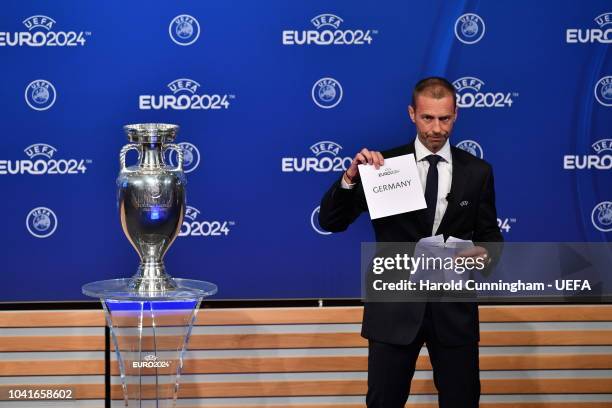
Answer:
[{"xmin": 1, "ymin": 0, "xmax": 610, "ymax": 301}]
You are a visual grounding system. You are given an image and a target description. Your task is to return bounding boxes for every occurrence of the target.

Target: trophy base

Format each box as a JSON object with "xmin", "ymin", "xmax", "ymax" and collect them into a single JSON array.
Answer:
[{"xmin": 82, "ymin": 278, "xmax": 217, "ymax": 301}]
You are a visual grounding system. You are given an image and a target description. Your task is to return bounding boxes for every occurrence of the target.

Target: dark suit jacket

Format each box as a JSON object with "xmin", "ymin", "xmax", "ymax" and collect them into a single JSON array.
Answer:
[{"xmin": 318, "ymin": 141, "xmax": 503, "ymax": 346}]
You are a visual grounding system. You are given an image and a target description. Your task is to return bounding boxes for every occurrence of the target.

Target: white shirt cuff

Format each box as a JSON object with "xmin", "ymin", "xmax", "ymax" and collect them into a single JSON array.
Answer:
[{"xmin": 340, "ymin": 176, "xmax": 356, "ymax": 190}]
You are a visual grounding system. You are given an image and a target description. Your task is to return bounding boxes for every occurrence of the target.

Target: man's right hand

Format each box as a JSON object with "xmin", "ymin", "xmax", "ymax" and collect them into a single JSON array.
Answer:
[{"xmin": 343, "ymin": 148, "xmax": 384, "ymax": 184}]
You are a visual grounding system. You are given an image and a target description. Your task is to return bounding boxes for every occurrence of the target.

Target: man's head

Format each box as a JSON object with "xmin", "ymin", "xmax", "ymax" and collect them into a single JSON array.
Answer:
[{"xmin": 408, "ymin": 77, "xmax": 457, "ymax": 154}]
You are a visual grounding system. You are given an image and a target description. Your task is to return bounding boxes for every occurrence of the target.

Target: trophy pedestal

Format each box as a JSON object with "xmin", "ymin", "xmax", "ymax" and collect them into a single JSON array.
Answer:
[{"xmin": 83, "ymin": 278, "xmax": 217, "ymax": 407}]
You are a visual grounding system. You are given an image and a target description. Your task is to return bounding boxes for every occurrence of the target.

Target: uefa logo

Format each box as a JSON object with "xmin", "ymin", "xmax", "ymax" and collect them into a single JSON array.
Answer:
[
  {"xmin": 312, "ymin": 78, "xmax": 343, "ymax": 109},
  {"xmin": 454, "ymin": 13, "xmax": 485, "ymax": 44},
  {"xmin": 168, "ymin": 142, "xmax": 200, "ymax": 173},
  {"xmin": 26, "ymin": 206, "xmax": 57, "ymax": 238},
  {"xmin": 456, "ymin": 140, "xmax": 483, "ymax": 159},
  {"xmin": 591, "ymin": 201, "xmax": 612, "ymax": 232},
  {"xmin": 24, "ymin": 80, "xmax": 56, "ymax": 111},
  {"xmin": 594, "ymin": 76, "xmax": 612, "ymax": 106},
  {"xmin": 169, "ymin": 14, "xmax": 200, "ymax": 46},
  {"xmin": 311, "ymin": 206, "xmax": 331, "ymax": 235}
]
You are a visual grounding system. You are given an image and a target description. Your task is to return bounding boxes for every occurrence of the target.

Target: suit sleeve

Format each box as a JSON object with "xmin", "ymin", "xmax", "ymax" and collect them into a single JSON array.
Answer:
[
  {"xmin": 318, "ymin": 176, "xmax": 368, "ymax": 233},
  {"xmin": 473, "ymin": 164, "xmax": 504, "ymax": 274}
]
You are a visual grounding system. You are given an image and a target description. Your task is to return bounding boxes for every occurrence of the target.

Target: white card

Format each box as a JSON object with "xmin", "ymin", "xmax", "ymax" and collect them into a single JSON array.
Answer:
[{"xmin": 359, "ymin": 154, "xmax": 427, "ymax": 219}]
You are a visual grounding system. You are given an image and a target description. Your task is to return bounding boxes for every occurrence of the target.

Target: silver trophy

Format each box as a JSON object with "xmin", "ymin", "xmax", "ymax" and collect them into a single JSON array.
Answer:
[{"xmin": 117, "ymin": 123, "xmax": 185, "ymax": 293}]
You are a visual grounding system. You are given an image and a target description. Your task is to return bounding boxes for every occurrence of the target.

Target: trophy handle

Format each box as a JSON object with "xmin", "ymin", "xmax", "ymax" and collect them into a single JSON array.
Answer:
[
  {"xmin": 119, "ymin": 144, "xmax": 141, "ymax": 171},
  {"xmin": 164, "ymin": 143, "xmax": 183, "ymax": 171}
]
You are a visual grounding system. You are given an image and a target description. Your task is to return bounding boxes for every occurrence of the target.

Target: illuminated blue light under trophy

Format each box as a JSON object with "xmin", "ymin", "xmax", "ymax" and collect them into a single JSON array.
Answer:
[{"xmin": 82, "ymin": 123, "xmax": 217, "ymax": 406}]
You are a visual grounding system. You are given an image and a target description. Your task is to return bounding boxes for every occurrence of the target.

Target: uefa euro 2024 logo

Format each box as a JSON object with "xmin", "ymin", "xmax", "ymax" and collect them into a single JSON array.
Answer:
[
  {"xmin": 566, "ymin": 12, "xmax": 612, "ymax": 43},
  {"xmin": 592, "ymin": 202, "xmax": 612, "ymax": 232},
  {"xmin": 0, "ymin": 15, "xmax": 91, "ymax": 47},
  {"xmin": 167, "ymin": 142, "xmax": 200, "ymax": 174},
  {"xmin": 139, "ymin": 78, "xmax": 234, "ymax": 110},
  {"xmin": 312, "ymin": 78, "xmax": 343, "ymax": 109},
  {"xmin": 0, "ymin": 143, "xmax": 91, "ymax": 175},
  {"xmin": 455, "ymin": 13, "xmax": 485, "ymax": 44},
  {"xmin": 169, "ymin": 15, "xmax": 200, "ymax": 46},
  {"xmin": 282, "ymin": 141, "xmax": 352, "ymax": 172},
  {"xmin": 180, "ymin": 206, "xmax": 235, "ymax": 237},
  {"xmin": 26, "ymin": 207, "xmax": 57, "ymax": 238},
  {"xmin": 594, "ymin": 76, "xmax": 612, "ymax": 107},
  {"xmin": 453, "ymin": 77, "xmax": 518, "ymax": 108},
  {"xmin": 25, "ymin": 80, "xmax": 56, "ymax": 111},
  {"xmin": 282, "ymin": 14, "xmax": 377, "ymax": 45}
]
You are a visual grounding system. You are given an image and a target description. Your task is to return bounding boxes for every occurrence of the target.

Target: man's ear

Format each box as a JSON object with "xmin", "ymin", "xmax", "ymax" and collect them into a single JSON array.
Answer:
[
  {"xmin": 408, "ymin": 105, "xmax": 416, "ymax": 123},
  {"xmin": 454, "ymin": 105, "xmax": 458, "ymax": 122}
]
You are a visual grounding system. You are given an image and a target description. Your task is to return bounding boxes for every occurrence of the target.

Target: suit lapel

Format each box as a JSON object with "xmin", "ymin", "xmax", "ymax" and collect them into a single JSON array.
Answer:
[{"xmin": 435, "ymin": 146, "xmax": 470, "ymax": 236}]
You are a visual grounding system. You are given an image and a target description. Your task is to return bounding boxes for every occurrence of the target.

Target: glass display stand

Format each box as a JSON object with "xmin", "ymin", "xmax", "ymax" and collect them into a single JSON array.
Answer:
[{"xmin": 83, "ymin": 278, "xmax": 217, "ymax": 407}]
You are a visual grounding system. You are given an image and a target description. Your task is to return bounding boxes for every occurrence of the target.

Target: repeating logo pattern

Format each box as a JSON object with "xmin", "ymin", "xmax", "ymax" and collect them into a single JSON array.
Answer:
[
  {"xmin": 169, "ymin": 15, "xmax": 200, "ymax": 46},
  {"xmin": 26, "ymin": 207, "xmax": 57, "ymax": 238},
  {"xmin": 454, "ymin": 13, "xmax": 485, "ymax": 44},
  {"xmin": 312, "ymin": 78, "xmax": 343, "ymax": 109}
]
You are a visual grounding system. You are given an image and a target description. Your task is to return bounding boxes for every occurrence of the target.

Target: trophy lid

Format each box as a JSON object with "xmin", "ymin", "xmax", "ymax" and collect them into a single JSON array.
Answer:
[{"xmin": 124, "ymin": 123, "xmax": 179, "ymax": 143}]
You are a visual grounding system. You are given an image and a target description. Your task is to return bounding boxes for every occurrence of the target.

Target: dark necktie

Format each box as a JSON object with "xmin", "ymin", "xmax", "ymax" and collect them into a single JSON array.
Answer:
[{"xmin": 424, "ymin": 155, "xmax": 442, "ymax": 234}]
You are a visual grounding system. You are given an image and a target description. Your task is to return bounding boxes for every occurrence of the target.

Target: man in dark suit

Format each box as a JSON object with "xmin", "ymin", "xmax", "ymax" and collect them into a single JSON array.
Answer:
[{"xmin": 318, "ymin": 77, "xmax": 503, "ymax": 408}]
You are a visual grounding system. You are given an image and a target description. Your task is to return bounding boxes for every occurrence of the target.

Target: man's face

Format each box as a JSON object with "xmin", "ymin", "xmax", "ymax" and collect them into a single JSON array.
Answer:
[{"xmin": 408, "ymin": 94, "xmax": 457, "ymax": 153}]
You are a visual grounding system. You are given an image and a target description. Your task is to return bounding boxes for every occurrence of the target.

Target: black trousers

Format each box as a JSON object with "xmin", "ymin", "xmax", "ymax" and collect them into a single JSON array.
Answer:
[{"xmin": 366, "ymin": 304, "xmax": 480, "ymax": 408}]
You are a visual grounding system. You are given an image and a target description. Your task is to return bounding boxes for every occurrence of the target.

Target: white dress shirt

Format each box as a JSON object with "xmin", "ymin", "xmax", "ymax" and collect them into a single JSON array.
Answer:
[{"xmin": 341, "ymin": 137, "xmax": 453, "ymax": 235}]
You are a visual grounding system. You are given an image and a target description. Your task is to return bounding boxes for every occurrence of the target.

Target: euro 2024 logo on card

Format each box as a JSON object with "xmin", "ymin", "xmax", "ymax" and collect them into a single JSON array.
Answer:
[
  {"xmin": 592, "ymin": 202, "xmax": 612, "ymax": 232},
  {"xmin": 25, "ymin": 80, "xmax": 56, "ymax": 111},
  {"xmin": 454, "ymin": 13, "xmax": 485, "ymax": 44},
  {"xmin": 26, "ymin": 207, "xmax": 57, "ymax": 238},
  {"xmin": 282, "ymin": 13, "xmax": 377, "ymax": 45},
  {"xmin": 312, "ymin": 78, "xmax": 343, "ymax": 109},
  {"xmin": 169, "ymin": 14, "xmax": 200, "ymax": 46},
  {"xmin": 0, "ymin": 15, "xmax": 91, "ymax": 47},
  {"xmin": 594, "ymin": 76, "xmax": 612, "ymax": 107},
  {"xmin": 167, "ymin": 142, "xmax": 200, "ymax": 174}
]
